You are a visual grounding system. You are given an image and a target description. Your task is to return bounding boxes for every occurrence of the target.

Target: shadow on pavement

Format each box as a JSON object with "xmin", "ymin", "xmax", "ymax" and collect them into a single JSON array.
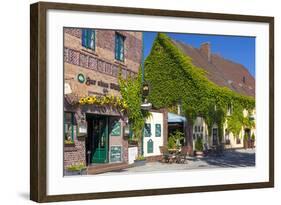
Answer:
[{"xmin": 200, "ymin": 149, "xmax": 255, "ymax": 167}]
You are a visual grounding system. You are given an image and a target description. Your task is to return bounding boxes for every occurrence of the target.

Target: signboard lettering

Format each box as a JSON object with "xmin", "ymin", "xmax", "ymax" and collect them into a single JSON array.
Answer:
[{"xmin": 110, "ymin": 146, "xmax": 122, "ymax": 162}]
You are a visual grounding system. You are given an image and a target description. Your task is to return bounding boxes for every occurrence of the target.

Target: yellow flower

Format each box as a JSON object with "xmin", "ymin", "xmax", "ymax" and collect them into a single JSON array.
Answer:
[
  {"xmin": 79, "ymin": 98, "xmax": 86, "ymax": 104},
  {"xmin": 87, "ymin": 96, "xmax": 94, "ymax": 104},
  {"xmin": 123, "ymin": 102, "xmax": 128, "ymax": 109}
]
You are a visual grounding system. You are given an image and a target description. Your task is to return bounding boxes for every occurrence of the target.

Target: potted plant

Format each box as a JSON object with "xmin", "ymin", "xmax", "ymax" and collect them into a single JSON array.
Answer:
[
  {"xmin": 195, "ymin": 137, "xmax": 204, "ymax": 157},
  {"xmin": 168, "ymin": 131, "xmax": 184, "ymax": 149},
  {"xmin": 65, "ymin": 162, "xmax": 87, "ymax": 176},
  {"xmin": 167, "ymin": 136, "xmax": 176, "ymax": 149},
  {"xmin": 251, "ymin": 133, "xmax": 255, "ymax": 148},
  {"xmin": 134, "ymin": 155, "xmax": 146, "ymax": 166},
  {"xmin": 64, "ymin": 134, "xmax": 74, "ymax": 145},
  {"xmin": 243, "ymin": 132, "xmax": 249, "ymax": 149}
]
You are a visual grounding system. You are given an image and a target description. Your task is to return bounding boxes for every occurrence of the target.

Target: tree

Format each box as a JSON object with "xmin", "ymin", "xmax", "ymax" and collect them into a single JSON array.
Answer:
[{"xmin": 119, "ymin": 71, "xmax": 150, "ymax": 155}]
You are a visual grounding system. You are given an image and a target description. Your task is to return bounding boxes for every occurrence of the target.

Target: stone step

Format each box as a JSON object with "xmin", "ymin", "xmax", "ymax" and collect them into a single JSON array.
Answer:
[{"xmin": 87, "ymin": 162, "xmax": 128, "ymax": 175}]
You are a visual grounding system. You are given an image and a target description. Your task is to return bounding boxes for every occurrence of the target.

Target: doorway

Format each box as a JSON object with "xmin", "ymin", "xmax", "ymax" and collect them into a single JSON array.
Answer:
[
  {"xmin": 86, "ymin": 115, "xmax": 109, "ymax": 164},
  {"xmin": 212, "ymin": 128, "xmax": 218, "ymax": 145}
]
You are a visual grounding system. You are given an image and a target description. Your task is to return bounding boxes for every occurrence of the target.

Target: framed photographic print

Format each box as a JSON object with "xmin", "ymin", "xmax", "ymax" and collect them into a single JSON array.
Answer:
[{"xmin": 30, "ymin": 1, "xmax": 274, "ymax": 202}]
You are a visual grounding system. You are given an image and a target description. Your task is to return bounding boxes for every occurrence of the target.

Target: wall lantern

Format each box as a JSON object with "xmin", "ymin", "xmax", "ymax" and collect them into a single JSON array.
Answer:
[
  {"xmin": 77, "ymin": 115, "xmax": 87, "ymax": 136},
  {"xmin": 123, "ymin": 124, "xmax": 130, "ymax": 137},
  {"xmin": 142, "ymin": 82, "xmax": 150, "ymax": 97}
]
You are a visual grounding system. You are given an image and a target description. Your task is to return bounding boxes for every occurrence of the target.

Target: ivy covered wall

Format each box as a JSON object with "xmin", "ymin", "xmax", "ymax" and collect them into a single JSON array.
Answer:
[{"xmin": 144, "ymin": 33, "xmax": 255, "ymax": 142}]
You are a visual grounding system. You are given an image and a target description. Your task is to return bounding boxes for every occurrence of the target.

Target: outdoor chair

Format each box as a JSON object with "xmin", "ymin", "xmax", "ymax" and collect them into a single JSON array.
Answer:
[
  {"xmin": 203, "ymin": 143, "xmax": 211, "ymax": 156},
  {"xmin": 159, "ymin": 146, "xmax": 175, "ymax": 163},
  {"xmin": 214, "ymin": 144, "xmax": 224, "ymax": 157},
  {"xmin": 176, "ymin": 146, "xmax": 189, "ymax": 164}
]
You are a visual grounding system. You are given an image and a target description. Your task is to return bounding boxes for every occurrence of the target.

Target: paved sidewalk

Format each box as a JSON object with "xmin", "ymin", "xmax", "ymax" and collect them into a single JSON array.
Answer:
[{"xmin": 99, "ymin": 148, "xmax": 255, "ymax": 175}]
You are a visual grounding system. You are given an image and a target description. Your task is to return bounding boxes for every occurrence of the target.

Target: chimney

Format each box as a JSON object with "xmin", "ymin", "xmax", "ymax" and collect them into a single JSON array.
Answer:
[{"xmin": 200, "ymin": 42, "xmax": 211, "ymax": 62}]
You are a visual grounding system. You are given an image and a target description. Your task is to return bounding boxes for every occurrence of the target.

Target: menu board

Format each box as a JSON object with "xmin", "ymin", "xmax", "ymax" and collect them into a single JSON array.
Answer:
[{"xmin": 110, "ymin": 146, "xmax": 122, "ymax": 162}]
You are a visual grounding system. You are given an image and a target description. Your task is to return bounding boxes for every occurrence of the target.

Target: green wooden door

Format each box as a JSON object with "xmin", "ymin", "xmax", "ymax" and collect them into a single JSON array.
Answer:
[{"xmin": 91, "ymin": 117, "xmax": 108, "ymax": 163}]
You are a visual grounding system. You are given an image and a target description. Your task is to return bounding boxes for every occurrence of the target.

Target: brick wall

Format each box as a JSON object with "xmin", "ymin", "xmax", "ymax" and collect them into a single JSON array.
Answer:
[
  {"xmin": 64, "ymin": 28, "xmax": 142, "ymax": 74},
  {"xmin": 64, "ymin": 137, "xmax": 86, "ymax": 168},
  {"xmin": 64, "ymin": 28, "xmax": 142, "ymax": 98},
  {"xmin": 63, "ymin": 28, "xmax": 141, "ymax": 167}
]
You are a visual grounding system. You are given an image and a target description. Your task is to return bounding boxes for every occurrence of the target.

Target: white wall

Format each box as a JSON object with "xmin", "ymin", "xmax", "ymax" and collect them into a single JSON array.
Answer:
[
  {"xmin": 143, "ymin": 112, "xmax": 164, "ymax": 157},
  {"xmin": 128, "ymin": 146, "xmax": 138, "ymax": 164},
  {"xmin": 0, "ymin": 0, "xmax": 280, "ymax": 205}
]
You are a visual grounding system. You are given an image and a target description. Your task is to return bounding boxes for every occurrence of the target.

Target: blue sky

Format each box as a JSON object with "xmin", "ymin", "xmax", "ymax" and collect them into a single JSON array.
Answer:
[{"xmin": 143, "ymin": 32, "xmax": 256, "ymax": 77}]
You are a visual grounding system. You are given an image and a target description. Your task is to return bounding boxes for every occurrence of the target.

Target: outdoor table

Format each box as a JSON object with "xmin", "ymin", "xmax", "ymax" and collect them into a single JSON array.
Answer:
[
  {"xmin": 167, "ymin": 149, "xmax": 179, "ymax": 154},
  {"xmin": 167, "ymin": 149, "xmax": 180, "ymax": 163}
]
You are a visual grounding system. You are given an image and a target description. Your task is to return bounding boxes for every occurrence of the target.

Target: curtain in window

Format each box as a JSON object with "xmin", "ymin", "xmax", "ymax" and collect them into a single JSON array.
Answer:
[{"xmin": 115, "ymin": 33, "xmax": 124, "ymax": 61}]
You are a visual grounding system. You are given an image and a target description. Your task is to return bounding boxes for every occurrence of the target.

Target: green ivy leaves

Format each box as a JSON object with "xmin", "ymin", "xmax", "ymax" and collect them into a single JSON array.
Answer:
[{"xmin": 145, "ymin": 33, "xmax": 255, "ymax": 137}]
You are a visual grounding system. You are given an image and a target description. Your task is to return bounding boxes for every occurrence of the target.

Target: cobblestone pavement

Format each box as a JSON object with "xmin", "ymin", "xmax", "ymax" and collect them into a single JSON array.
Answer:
[{"xmin": 100, "ymin": 148, "xmax": 255, "ymax": 175}]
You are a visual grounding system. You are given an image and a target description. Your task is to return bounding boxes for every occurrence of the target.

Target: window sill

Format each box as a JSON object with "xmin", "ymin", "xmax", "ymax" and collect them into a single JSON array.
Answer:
[
  {"xmin": 114, "ymin": 59, "xmax": 126, "ymax": 67},
  {"xmin": 81, "ymin": 48, "xmax": 98, "ymax": 57}
]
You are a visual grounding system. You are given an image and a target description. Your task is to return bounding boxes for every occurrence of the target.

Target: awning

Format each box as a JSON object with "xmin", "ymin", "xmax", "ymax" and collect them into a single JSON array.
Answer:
[{"xmin": 168, "ymin": 112, "xmax": 186, "ymax": 123}]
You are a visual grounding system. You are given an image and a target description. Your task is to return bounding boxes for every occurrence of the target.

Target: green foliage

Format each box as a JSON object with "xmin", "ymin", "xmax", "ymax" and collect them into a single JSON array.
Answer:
[
  {"xmin": 227, "ymin": 105, "xmax": 244, "ymax": 138},
  {"xmin": 144, "ymin": 33, "xmax": 255, "ymax": 139},
  {"xmin": 135, "ymin": 155, "xmax": 146, "ymax": 160},
  {"xmin": 64, "ymin": 139, "xmax": 74, "ymax": 144},
  {"xmin": 195, "ymin": 137, "xmax": 203, "ymax": 151},
  {"xmin": 119, "ymin": 71, "xmax": 150, "ymax": 143},
  {"xmin": 167, "ymin": 137, "xmax": 176, "ymax": 149},
  {"xmin": 244, "ymin": 132, "xmax": 250, "ymax": 141},
  {"xmin": 251, "ymin": 133, "xmax": 255, "ymax": 140},
  {"xmin": 67, "ymin": 163, "xmax": 86, "ymax": 171},
  {"xmin": 168, "ymin": 131, "xmax": 184, "ymax": 149}
]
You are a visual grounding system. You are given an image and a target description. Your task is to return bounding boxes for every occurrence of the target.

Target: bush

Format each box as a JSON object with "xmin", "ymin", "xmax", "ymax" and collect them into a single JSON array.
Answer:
[
  {"xmin": 251, "ymin": 133, "xmax": 255, "ymax": 141},
  {"xmin": 168, "ymin": 131, "xmax": 184, "ymax": 149},
  {"xmin": 136, "ymin": 155, "xmax": 145, "ymax": 160},
  {"xmin": 67, "ymin": 163, "xmax": 86, "ymax": 171},
  {"xmin": 244, "ymin": 132, "xmax": 249, "ymax": 141},
  {"xmin": 167, "ymin": 137, "xmax": 176, "ymax": 149},
  {"xmin": 195, "ymin": 138, "xmax": 203, "ymax": 151}
]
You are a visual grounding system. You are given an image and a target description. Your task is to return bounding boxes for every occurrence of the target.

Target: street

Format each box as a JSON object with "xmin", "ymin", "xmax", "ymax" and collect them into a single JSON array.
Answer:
[{"xmin": 99, "ymin": 149, "xmax": 255, "ymax": 175}]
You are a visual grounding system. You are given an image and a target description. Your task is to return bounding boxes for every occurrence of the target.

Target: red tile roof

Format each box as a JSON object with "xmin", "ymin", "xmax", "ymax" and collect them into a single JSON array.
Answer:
[{"xmin": 172, "ymin": 40, "xmax": 255, "ymax": 97}]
